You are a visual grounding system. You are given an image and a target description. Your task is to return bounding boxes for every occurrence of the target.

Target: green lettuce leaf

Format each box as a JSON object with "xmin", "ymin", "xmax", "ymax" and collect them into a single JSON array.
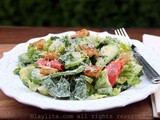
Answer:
[
  {"xmin": 43, "ymin": 39, "xmax": 52, "ymax": 51},
  {"xmin": 90, "ymin": 94, "xmax": 107, "ymax": 100},
  {"xmin": 59, "ymin": 52, "xmax": 84, "ymax": 69},
  {"xmin": 97, "ymin": 87, "xmax": 121, "ymax": 96},
  {"xmin": 72, "ymin": 77, "xmax": 87, "ymax": 100},
  {"xmin": 43, "ymin": 77, "xmax": 70, "ymax": 98},
  {"xmin": 95, "ymin": 69, "xmax": 111, "ymax": 89},
  {"xmin": 49, "ymin": 39, "xmax": 65, "ymax": 53}
]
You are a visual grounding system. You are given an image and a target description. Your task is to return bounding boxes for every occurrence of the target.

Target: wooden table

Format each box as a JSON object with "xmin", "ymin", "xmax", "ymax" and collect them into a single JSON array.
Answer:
[{"xmin": 0, "ymin": 26, "xmax": 160, "ymax": 120}]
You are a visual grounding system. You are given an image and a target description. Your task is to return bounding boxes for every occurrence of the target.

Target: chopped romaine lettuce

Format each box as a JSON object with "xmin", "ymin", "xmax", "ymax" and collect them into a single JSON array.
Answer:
[
  {"xmin": 90, "ymin": 94, "xmax": 107, "ymax": 100},
  {"xmin": 14, "ymin": 30, "xmax": 143, "ymax": 100},
  {"xmin": 37, "ymin": 85, "xmax": 48, "ymax": 95},
  {"xmin": 73, "ymin": 77, "xmax": 87, "ymax": 100},
  {"xmin": 27, "ymin": 46, "xmax": 45, "ymax": 62},
  {"xmin": 43, "ymin": 77, "xmax": 70, "ymax": 98},
  {"xmin": 95, "ymin": 69, "xmax": 112, "ymax": 89},
  {"xmin": 28, "ymin": 81, "xmax": 40, "ymax": 92},
  {"xmin": 97, "ymin": 87, "xmax": 112, "ymax": 95},
  {"xmin": 50, "ymin": 36, "xmax": 60, "ymax": 41},
  {"xmin": 97, "ymin": 87, "xmax": 121, "ymax": 96},
  {"xmin": 49, "ymin": 39, "xmax": 65, "ymax": 53},
  {"xmin": 72, "ymin": 76, "xmax": 94, "ymax": 100},
  {"xmin": 18, "ymin": 53, "xmax": 32, "ymax": 64},
  {"xmin": 19, "ymin": 66, "xmax": 40, "ymax": 91},
  {"xmin": 127, "ymin": 77, "xmax": 141, "ymax": 87},
  {"xmin": 96, "ymin": 44, "xmax": 120, "ymax": 67},
  {"xmin": 49, "ymin": 66, "xmax": 85, "ymax": 78},
  {"xmin": 13, "ymin": 64, "xmax": 24, "ymax": 75},
  {"xmin": 82, "ymin": 36, "xmax": 101, "ymax": 48},
  {"xmin": 28, "ymin": 68, "xmax": 44, "ymax": 85},
  {"xmin": 100, "ymin": 36, "xmax": 131, "ymax": 52},
  {"xmin": 19, "ymin": 66, "xmax": 31, "ymax": 84},
  {"xmin": 117, "ymin": 53, "xmax": 143, "ymax": 87},
  {"xmin": 43, "ymin": 39, "xmax": 52, "ymax": 51},
  {"xmin": 59, "ymin": 52, "xmax": 84, "ymax": 69},
  {"xmin": 80, "ymin": 75, "xmax": 93, "ymax": 84}
]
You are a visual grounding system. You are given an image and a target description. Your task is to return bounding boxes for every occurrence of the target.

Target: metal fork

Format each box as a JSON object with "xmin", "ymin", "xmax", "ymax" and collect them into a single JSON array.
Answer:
[{"xmin": 115, "ymin": 28, "xmax": 160, "ymax": 84}]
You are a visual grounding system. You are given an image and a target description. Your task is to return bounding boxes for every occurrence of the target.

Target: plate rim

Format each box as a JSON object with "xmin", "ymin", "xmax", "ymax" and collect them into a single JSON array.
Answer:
[{"xmin": 0, "ymin": 30, "xmax": 160, "ymax": 112}]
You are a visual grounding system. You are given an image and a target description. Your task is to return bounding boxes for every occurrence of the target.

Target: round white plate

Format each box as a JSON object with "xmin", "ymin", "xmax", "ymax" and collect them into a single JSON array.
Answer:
[{"xmin": 0, "ymin": 31, "xmax": 160, "ymax": 112}]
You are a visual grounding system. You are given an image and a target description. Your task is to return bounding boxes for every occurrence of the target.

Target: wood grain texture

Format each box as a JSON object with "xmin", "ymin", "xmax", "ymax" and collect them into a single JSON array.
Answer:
[
  {"xmin": 0, "ymin": 44, "xmax": 16, "ymax": 58},
  {"xmin": 0, "ymin": 26, "xmax": 159, "ymax": 120},
  {"xmin": 0, "ymin": 26, "xmax": 160, "ymax": 44}
]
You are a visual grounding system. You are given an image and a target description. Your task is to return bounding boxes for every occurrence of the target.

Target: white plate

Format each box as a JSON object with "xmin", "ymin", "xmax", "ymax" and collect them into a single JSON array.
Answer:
[{"xmin": 0, "ymin": 31, "xmax": 160, "ymax": 112}]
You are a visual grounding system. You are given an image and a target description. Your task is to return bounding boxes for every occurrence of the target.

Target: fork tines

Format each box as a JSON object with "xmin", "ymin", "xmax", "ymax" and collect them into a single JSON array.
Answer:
[{"xmin": 114, "ymin": 28, "xmax": 131, "ymax": 46}]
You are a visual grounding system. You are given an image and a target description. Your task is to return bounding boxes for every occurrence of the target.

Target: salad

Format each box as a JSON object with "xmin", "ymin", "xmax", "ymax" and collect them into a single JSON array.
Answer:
[{"xmin": 14, "ymin": 29, "xmax": 143, "ymax": 100}]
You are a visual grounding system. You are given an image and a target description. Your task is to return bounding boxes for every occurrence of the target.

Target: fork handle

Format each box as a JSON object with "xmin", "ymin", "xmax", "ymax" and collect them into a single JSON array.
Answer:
[{"xmin": 133, "ymin": 52, "xmax": 160, "ymax": 84}]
